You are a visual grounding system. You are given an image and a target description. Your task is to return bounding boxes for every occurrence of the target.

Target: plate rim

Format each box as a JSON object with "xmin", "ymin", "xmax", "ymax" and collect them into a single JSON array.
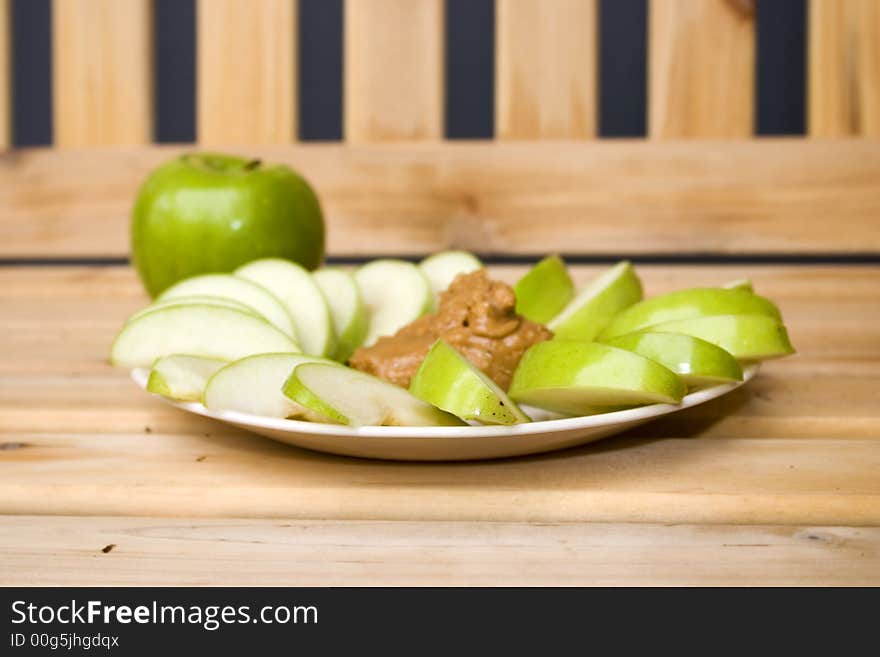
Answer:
[{"xmin": 131, "ymin": 364, "xmax": 758, "ymax": 439}]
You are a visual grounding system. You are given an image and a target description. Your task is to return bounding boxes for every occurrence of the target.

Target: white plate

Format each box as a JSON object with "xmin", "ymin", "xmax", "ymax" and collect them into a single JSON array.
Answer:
[{"xmin": 131, "ymin": 364, "xmax": 758, "ymax": 461}]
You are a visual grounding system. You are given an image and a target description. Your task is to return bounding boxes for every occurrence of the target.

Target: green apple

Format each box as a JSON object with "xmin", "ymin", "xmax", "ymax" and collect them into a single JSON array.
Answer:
[
  {"xmin": 126, "ymin": 294, "xmax": 262, "ymax": 324},
  {"xmin": 419, "ymin": 251, "xmax": 483, "ymax": 298},
  {"xmin": 110, "ymin": 304, "xmax": 299, "ymax": 368},
  {"xmin": 158, "ymin": 273, "xmax": 296, "ymax": 338},
  {"xmin": 203, "ymin": 353, "xmax": 334, "ymax": 420},
  {"xmin": 282, "ymin": 362, "xmax": 465, "ymax": 427},
  {"xmin": 146, "ymin": 355, "xmax": 228, "ymax": 401},
  {"xmin": 132, "ymin": 152, "xmax": 324, "ymax": 297},
  {"xmin": 312, "ymin": 268, "xmax": 369, "ymax": 362},
  {"xmin": 354, "ymin": 259, "xmax": 433, "ymax": 347},
  {"xmin": 236, "ymin": 258, "xmax": 336, "ymax": 357},
  {"xmin": 645, "ymin": 314, "xmax": 795, "ymax": 360},
  {"xmin": 602, "ymin": 331, "xmax": 743, "ymax": 387},
  {"xmin": 514, "ymin": 255, "xmax": 575, "ymax": 324},
  {"xmin": 599, "ymin": 288, "xmax": 782, "ymax": 340},
  {"xmin": 548, "ymin": 261, "xmax": 643, "ymax": 341},
  {"xmin": 508, "ymin": 341, "xmax": 686, "ymax": 415},
  {"xmin": 409, "ymin": 340, "xmax": 530, "ymax": 424},
  {"xmin": 722, "ymin": 278, "xmax": 754, "ymax": 293}
]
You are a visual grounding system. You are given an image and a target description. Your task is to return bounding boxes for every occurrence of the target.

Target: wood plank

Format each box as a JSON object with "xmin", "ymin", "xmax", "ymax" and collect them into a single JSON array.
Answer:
[
  {"xmin": 808, "ymin": 0, "xmax": 880, "ymax": 137},
  {"xmin": 52, "ymin": 0, "xmax": 153, "ymax": 146},
  {"xmin": 196, "ymin": 0, "xmax": 297, "ymax": 144},
  {"xmin": 1, "ymin": 140, "xmax": 879, "ymax": 257},
  {"xmin": 344, "ymin": 0, "xmax": 443, "ymax": 141},
  {"xmin": 1, "ymin": 265, "xmax": 878, "ymax": 526},
  {"xmin": 0, "ymin": 516, "xmax": 876, "ymax": 586},
  {"xmin": 495, "ymin": 0, "xmax": 597, "ymax": 139},
  {"xmin": 0, "ymin": 0, "xmax": 9, "ymax": 149},
  {"xmin": 649, "ymin": 0, "xmax": 755, "ymax": 138}
]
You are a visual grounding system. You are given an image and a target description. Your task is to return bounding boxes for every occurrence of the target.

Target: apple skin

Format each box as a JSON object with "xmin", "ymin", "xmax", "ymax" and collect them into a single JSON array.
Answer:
[
  {"xmin": 646, "ymin": 314, "xmax": 795, "ymax": 361},
  {"xmin": 514, "ymin": 255, "xmax": 575, "ymax": 324},
  {"xmin": 509, "ymin": 341, "xmax": 686, "ymax": 415},
  {"xmin": 132, "ymin": 153, "xmax": 325, "ymax": 298}
]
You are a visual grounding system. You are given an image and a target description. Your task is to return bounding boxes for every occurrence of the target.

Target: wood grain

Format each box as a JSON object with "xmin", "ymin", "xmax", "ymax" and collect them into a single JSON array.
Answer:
[
  {"xmin": 0, "ymin": 516, "xmax": 875, "ymax": 586},
  {"xmin": 809, "ymin": 0, "xmax": 880, "ymax": 137},
  {"xmin": 495, "ymin": 0, "xmax": 597, "ymax": 139},
  {"xmin": 197, "ymin": 0, "xmax": 297, "ymax": 144},
  {"xmin": 344, "ymin": 0, "xmax": 443, "ymax": 141},
  {"xmin": 1, "ymin": 140, "xmax": 879, "ymax": 258},
  {"xmin": 1, "ymin": 265, "xmax": 878, "ymax": 527},
  {"xmin": 52, "ymin": 0, "xmax": 153, "ymax": 146},
  {"xmin": 649, "ymin": 0, "xmax": 755, "ymax": 138},
  {"xmin": 0, "ymin": 0, "xmax": 9, "ymax": 149}
]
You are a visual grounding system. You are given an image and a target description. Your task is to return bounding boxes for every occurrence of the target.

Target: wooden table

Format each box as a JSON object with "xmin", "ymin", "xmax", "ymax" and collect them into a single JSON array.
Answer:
[{"xmin": 1, "ymin": 263, "xmax": 878, "ymax": 586}]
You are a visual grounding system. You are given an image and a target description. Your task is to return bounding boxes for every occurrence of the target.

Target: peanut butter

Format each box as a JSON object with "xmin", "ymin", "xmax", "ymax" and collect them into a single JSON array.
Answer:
[{"xmin": 349, "ymin": 270, "xmax": 552, "ymax": 389}]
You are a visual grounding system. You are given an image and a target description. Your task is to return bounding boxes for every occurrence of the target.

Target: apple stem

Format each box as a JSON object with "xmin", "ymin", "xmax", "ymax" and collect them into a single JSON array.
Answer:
[{"xmin": 243, "ymin": 159, "xmax": 261, "ymax": 171}]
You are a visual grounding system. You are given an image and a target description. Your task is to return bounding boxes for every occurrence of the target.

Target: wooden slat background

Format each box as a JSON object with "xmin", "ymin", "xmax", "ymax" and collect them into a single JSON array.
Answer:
[
  {"xmin": 495, "ymin": 0, "xmax": 596, "ymax": 139},
  {"xmin": 809, "ymin": 0, "xmax": 880, "ymax": 137},
  {"xmin": 51, "ymin": 0, "xmax": 153, "ymax": 146},
  {"xmin": 344, "ymin": 0, "xmax": 444, "ymax": 142},
  {"xmin": 648, "ymin": 0, "xmax": 755, "ymax": 138},
  {"xmin": 197, "ymin": 0, "xmax": 297, "ymax": 144}
]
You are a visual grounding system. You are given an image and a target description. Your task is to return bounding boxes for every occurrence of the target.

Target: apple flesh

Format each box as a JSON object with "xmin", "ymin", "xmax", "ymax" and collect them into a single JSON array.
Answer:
[
  {"xmin": 203, "ymin": 353, "xmax": 334, "ymax": 420},
  {"xmin": 126, "ymin": 294, "xmax": 262, "ymax": 324},
  {"xmin": 410, "ymin": 340, "xmax": 530, "ymax": 424},
  {"xmin": 146, "ymin": 355, "xmax": 228, "ymax": 401},
  {"xmin": 282, "ymin": 363, "xmax": 465, "ymax": 427},
  {"xmin": 111, "ymin": 304, "xmax": 300, "ymax": 368},
  {"xmin": 509, "ymin": 341, "xmax": 687, "ymax": 415},
  {"xmin": 514, "ymin": 255, "xmax": 574, "ymax": 324},
  {"xmin": 548, "ymin": 261, "xmax": 643, "ymax": 341},
  {"xmin": 419, "ymin": 251, "xmax": 483, "ymax": 298},
  {"xmin": 312, "ymin": 268, "xmax": 369, "ymax": 362},
  {"xmin": 236, "ymin": 258, "xmax": 336, "ymax": 357},
  {"xmin": 354, "ymin": 259, "xmax": 433, "ymax": 347},
  {"xmin": 602, "ymin": 331, "xmax": 743, "ymax": 387},
  {"xmin": 600, "ymin": 287, "xmax": 781, "ymax": 340},
  {"xmin": 132, "ymin": 153, "xmax": 324, "ymax": 298},
  {"xmin": 645, "ymin": 314, "xmax": 795, "ymax": 361}
]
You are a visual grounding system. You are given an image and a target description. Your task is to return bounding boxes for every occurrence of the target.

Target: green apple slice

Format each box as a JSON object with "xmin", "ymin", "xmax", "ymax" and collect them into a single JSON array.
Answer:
[
  {"xmin": 111, "ymin": 304, "xmax": 300, "ymax": 368},
  {"xmin": 312, "ymin": 268, "xmax": 369, "ymax": 362},
  {"xmin": 158, "ymin": 273, "xmax": 296, "ymax": 338},
  {"xmin": 547, "ymin": 261, "xmax": 643, "ymax": 341},
  {"xmin": 514, "ymin": 255, "xmax": 575, "ymax": 324},
  {"xmin": 146, "ymin": 354, "xmax": 228, "ymax": 401},
  {"xmin": 599, "ymin": 287, "xmax": 781, "ymax": 340},
  {"xmin": 282, "ymin": 363, "xmax": 465, "ymax": 427},
  {"xmin": 645, "ymin": 314, "xmax": 795, "ymax": 361},
  {"xmin": 419, "ymin": 250, "xmax": 483, "ymax": 297},
  {"xmin": 204, "ymin": 353, "xmax": 335, "ymax": 421},
  {"xmin": 236, "ymin": 258, "xmax": 336, "ymax": 357},
  {"xmin": 509, "ymin": 341, "xmax": 687, "ymax": 415},
  {"xmin": 409, "ymin": 340, "xmax": 530, "ymax": 425},
  {"xmin": 602, "ymin": 331, "xmax": 743, "ymax": 387},
  {"xmin": 354, "ymin": 259, "xmax": 433, "ymax": 347},
  {"xmin": 721, "ymin": 278, "xmax": 754, "ymax": 293},
  {"xmin": 127, "ymin": 294, "xmax": 262, "ymax": 323}
]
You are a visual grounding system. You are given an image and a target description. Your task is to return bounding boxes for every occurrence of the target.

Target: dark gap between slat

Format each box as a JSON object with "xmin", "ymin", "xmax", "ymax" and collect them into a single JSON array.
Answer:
[
  {"xmin": 445, "ymin": 0, "xmax": 495, "ymax": 139},
  {"xmin": 154, "ymin": 0, "xmax": 196, "ymax": 143},
  {"xmin": 756, "ymin": 0, "xmax": 806, "ymax": 135},
  {"xmin": 598, "ymin": 0, "xmax": 647, "ymax": 137},
  {"xmin": 299, "ymin": 0, "xmax": 343, "ymax": 141},
  {"xmin": 11, "ymin": 0, "xmax": 52, "ymax": 147}
]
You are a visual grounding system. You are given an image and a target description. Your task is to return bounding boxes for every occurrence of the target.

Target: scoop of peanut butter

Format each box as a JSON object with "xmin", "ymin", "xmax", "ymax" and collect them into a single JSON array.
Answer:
[{"xmin": 349, "ymin": 269, "xmax": 552, "ymax": 389}]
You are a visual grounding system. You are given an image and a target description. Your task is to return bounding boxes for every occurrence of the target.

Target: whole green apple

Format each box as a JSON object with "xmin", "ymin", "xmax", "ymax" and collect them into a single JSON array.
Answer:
[{"xmin": 132, "ymin": 153, "xmax": 325, "ymax": 297}]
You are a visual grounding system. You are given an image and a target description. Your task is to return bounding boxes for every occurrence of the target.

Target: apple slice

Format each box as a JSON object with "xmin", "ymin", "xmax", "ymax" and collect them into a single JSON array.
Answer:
[
  {"xmin": 127, "ymin": 294, "xmax": 262, "ymax": 323},
  {"xmin": 354, "ymin": 259, "xmax": 433, "ymax": 347},
  {"xmin": 514, "ymin": 255, "xmax": 575, "ymax": 324},
  {"xmin": 419, "ymin": 251, "xmax": 483, "ymax": 297},
  {"xmin": 410, "ymin": 340, "xmax": 530, "ymax": 425},
  {"xmin": 645, "ymin": 314, "xmax": 795, "ymax": 361},
  {"xmin": 547, "ymin": 261, "xmax": 643, "ymax": 341},
  {"xmin": 508, "ymin": 341, "xmax": 686, "ymax": 415},
  {"xmin": 204, "ymin": 353, "xmax": 335, "ymax": 420},
  {"xmin": 158, "ymin": 273, "xmax": 296, "ymax": 338},
  {"xmin": 236, "ymin": 258, "xmax": 336, "ymax": 357},
  {"xmin": 602, "ymin": 331, "xmax": 743, "ymax": 387},
  {"xmin": 282, "ymin": 363, "xmax": 465, "ymax": 427},
  {"xmin": 599, "ymin": 287, "xmax": 781, "ymax": 340},
  {"xmin": 111, "ymin": 304, "xmax": 300, "ymax": 368},
  {"xmin": 312, "ymin": 268, "xmax": 369, "ymax": 362},
  {"xmin": 722, "ymin": 278, "xmax": 754, "ymax": 293},
  {"xmin": 146, "ymin": 355, "xmax": 228, "ymax": 401}
]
